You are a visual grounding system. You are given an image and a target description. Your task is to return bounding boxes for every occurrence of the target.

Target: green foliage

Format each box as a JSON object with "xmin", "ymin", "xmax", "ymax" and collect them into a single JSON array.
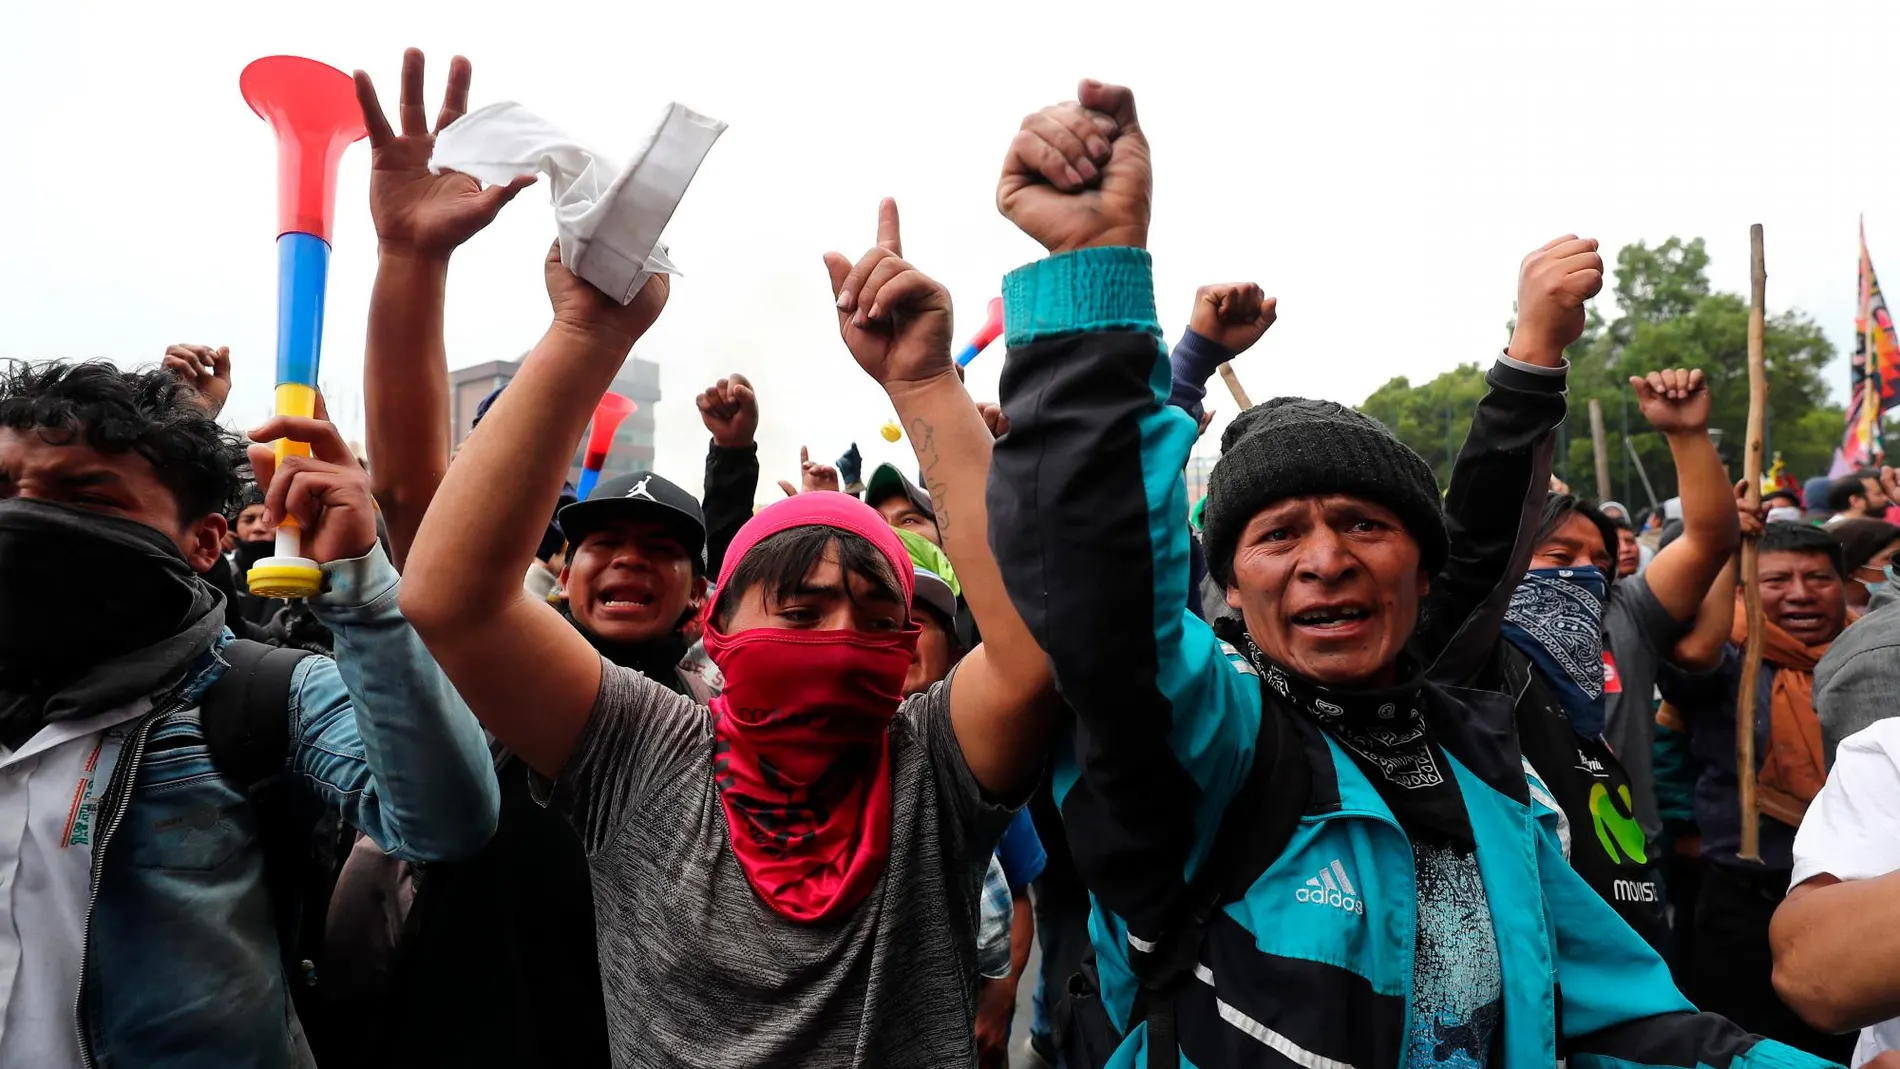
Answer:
[{"xmin": 1362, "ymin": 236, "xmax": 1843, "ymax": 509}]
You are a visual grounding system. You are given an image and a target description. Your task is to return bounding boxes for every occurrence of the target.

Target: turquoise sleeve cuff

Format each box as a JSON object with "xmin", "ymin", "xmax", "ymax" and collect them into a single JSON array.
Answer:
[{"xmin": 1003, "ymin": 247, "xmax": 1159, "ymax": 346}]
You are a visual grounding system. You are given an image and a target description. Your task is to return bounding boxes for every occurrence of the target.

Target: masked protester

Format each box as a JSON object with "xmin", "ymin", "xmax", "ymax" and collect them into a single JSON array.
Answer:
[
  {"xmin": 1660, "ymin": 521, "xmax": 1858, "ymax": 1061},
  {"xmin": 985, "ymin": 78, "xmax": 1834, "ymax": 1069},
  {"xmin": 400, "ymin": 183, "xmax": 1058, "ymax": 1066},
  {"xmin": 1434, "ymin": 366, "xmax": 1739, "ymax": 958},
  {"xmin": 319, "ymin": 54, "xmax": 771, "ymax": 1069},
  {"xmin": 0, "ymin": 360, "xmax": 496, "ymax": 1069},
  {"xmin": 1829, "ymin": 518, "xmax": 1900, "ymax": 611}
]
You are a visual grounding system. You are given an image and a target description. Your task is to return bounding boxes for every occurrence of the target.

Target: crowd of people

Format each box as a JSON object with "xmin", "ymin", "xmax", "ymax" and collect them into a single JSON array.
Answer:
[{"xmin": 8, "ymin": 46, "xmax": 1900, "ymax": 1069}]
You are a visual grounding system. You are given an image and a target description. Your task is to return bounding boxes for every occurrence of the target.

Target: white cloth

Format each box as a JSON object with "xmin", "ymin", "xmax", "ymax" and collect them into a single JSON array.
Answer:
[
  {"xmin": 431, "ymin": 101, "xmax": 726, "ymax": 305},
  {"xmin": 1790, "ymin": 718, "xmax": 1900, "ymax": 1066},
  {"xmin": 0, "ymin": 703, "xmax": 147, "ymax": 1068}
]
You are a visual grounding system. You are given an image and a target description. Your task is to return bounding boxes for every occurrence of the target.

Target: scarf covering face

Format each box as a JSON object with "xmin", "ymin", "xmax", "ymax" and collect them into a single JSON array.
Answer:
[
  {"xmin": 1238, "ymin": 632, "xmax": 1474, "ymax": 853},
  {"xmin": 0, "ymin": 498, "xmax": 224, "ymax": 748},
  {"xmin": 1730, "ymin": 597, "xmax": 1832, "ymax": 826},
  {"xmin": 704, "ymin": 492, "xmax": 919, "ymax": 923},
  {"xmin": 1501, "ymin": 566, "xmax": 1608, "ymax": 737}
]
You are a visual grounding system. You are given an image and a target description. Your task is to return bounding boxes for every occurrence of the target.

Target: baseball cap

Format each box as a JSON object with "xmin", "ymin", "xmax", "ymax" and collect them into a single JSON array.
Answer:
[
  {"xmin": 893, "ymin": 527, "xmax": 959, "ymax": 623},
  {"xmin": 866, "ymin": 463, "xmax": 935, "ymax": 523},
  {"xmin": 556, "ymin": 471, "xmax": 708, "ymax": 573}
]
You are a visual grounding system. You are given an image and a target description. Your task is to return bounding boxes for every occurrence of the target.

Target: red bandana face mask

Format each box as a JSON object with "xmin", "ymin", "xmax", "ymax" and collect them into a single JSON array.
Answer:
[
  {"xmin": 703, "ymin": 620, "xmax": 918, "ymax": 923},
  {"xmin": 701, "ymin": 491, "xmax": 923, "ymax": 924}
]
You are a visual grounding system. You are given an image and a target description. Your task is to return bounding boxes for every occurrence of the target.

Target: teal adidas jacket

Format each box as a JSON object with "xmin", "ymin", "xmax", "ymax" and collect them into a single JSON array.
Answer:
[{"xmin": 985, "ymin": 245, "xmax": 1833, "ymax": 1069}]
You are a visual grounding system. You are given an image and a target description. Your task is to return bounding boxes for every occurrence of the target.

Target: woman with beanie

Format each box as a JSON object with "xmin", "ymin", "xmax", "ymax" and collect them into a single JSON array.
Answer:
[
  {"xmin": 401, "ymin": 200, "xmax": 1058, "ymax": 1066},
  {"xmin": 987, "ymin": 78, "xmax": 1845, "ymax": 1069}
]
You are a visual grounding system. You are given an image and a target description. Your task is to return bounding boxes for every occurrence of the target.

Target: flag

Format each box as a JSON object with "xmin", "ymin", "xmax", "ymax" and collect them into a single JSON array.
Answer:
[
  {"xmin": 1844, "ymin": 220, "xmax": 1899, "ymax": 466},
  {"xmin": 1764, "ymin": 451, "xmax": 1801, "ymax": 497}
]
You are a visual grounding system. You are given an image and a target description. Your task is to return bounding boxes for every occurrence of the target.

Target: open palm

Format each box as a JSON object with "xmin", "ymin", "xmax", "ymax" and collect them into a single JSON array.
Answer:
[{"xmin": 354, "ymin": 49, "xmax": 532, "ymax": 257}]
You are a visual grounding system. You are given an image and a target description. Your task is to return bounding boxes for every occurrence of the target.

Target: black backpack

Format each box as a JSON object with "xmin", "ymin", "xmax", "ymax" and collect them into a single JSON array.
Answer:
[
  {"xmin": 1054, "ymin": 694, "xmax": 1314, "ymax": 1069},
  {"xmin": 198, "ymin": 638, "xmax": 356, "ymax": 1060}
]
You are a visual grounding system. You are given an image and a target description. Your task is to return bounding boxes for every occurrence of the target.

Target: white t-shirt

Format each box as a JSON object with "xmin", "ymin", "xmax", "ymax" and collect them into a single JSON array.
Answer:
[{"xmin": 1790, "ymin": 718, "xmax": 1900, "ymax": 1067}]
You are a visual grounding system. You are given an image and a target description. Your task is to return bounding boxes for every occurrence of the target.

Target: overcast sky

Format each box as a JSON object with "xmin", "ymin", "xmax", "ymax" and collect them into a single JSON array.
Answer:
[{"xmin": 3, "ymin": 0, "xmax": 1894, "ymax": 498}]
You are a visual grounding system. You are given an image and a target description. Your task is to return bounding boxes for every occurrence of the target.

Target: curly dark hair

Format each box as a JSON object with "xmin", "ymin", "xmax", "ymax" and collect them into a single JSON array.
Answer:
[{"xmin": 0, "ymin": 360, "xmax": 246, "ymax": 522}]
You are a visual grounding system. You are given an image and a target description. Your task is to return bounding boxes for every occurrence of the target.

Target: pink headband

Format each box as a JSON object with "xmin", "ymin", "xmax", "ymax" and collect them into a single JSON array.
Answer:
[{"xmin": 716, "ymin": 491, "xmax": 916, "ymax": 604}]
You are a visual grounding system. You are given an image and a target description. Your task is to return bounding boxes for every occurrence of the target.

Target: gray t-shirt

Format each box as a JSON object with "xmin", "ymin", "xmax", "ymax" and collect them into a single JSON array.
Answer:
[
  {"xmin": 1600, "ymin": 575, "xmax": 1689, "ymax": 846},
  {"xmin": 539, "ymin": 660, "xmax": 1012, "ymax": 1068}
]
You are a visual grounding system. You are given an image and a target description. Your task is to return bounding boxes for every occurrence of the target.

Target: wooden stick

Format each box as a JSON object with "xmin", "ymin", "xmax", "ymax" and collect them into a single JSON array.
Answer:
[
  {"xmin": 1736, "ymin": 223, "xmax": 1768, "ymax": 863},
  {"xmin": 1217, "ymin": 362, "xmax": 1253, "ymax": 410},
  {"xmin": 1589, "ymin": 398, "xmax": 1613, "ymax": 501}
]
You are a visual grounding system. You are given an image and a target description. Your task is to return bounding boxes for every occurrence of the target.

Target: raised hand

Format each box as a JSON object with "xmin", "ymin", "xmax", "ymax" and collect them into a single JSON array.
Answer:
[
  {"xmin": 1188, "ymin": 283, "xmax": 1278, "ymax": 354},
  {"xmin": 354, "ymin": 49, "xmax": 534, "ymax": 258},
  {"xmin": 247, "ymin": 395, "xmax": 377, "ymax": 565},
  {"xmin": 777, "ymin": 447, "xmax": 841, "ymax": 496},
  {"xmin": 696, "ymin": 373, "xmax": 759, "ymax": 449},
  {"xmin": 824, "ymin": 199, "xmax": 955, "ymax": 394},
  {"xmin": 997, "ymin": 80, "xmax": 1150, "ymax": 255},
  {"xmin": 161, "ymin": 343, "xmax": 232, "ymax": 416},
  {"xmin": 1508, "ymin": 235, "xmax": 1604, "ymax": 367},
  {"xmin": 546, "ymin": 242, "xmax": 669, "ymax": 351},
  {"xmin": 1632, "ymin": 368, "xmax": 1711, "ymax": 437}
]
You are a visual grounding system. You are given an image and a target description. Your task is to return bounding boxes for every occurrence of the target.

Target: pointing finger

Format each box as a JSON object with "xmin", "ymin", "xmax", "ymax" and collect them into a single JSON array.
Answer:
[{"xmin": 876, "ymin": 198, "xmax": 901, "ymax": 257}]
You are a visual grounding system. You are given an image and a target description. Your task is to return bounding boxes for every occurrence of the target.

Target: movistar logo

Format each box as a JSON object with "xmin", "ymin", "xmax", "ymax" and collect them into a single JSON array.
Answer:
[{"xmin": 1589, "ymin": 783, "xmax": 1648, "ymax": 865}]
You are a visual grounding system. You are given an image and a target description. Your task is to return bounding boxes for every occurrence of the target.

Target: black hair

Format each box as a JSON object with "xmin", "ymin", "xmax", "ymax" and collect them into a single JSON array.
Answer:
[
  {"xmin": 1658, "ymin": 518, "xmax": 1685, "ymax": 553},
  {"xmin": 1763, "ymin": 488, "xmax": 1802, "ymax": 509},
  {"xmin": 711, "ymin": 525, "xmax": 906, "ymax": 630},
  {"xmin": 1826, "ymin": 472, "xmax": 1879, "ymax": 512},
  {"xmin": 1534, "ymin": 494, "xmax": 1619, "ymax": 569},
  {"xmin": 1759, "ymin": 521, "xmax": 1846, "ymax": 578},
  {"xmin": 1828, "ymin": 518, "xmax": 1900, "ymax": 576},
  {"xmin": 0, "ymin": 360, "xmax": 244, "ymax": 522}
]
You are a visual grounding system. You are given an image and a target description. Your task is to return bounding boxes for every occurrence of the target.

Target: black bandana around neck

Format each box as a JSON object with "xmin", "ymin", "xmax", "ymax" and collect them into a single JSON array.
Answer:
[
  {"xmin": 1238, "ymin": 632, "xmax": 1474, "ymax": 853},
  {"xmin": 558, "ymin": 602, "xmax": 692, "ymax": 697}
]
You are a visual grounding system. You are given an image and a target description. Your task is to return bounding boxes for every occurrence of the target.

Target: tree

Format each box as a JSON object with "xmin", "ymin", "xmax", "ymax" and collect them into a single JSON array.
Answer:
[{"xmin": 1362, "ymin": 235, "xmax": 1842, "ymax": 510}]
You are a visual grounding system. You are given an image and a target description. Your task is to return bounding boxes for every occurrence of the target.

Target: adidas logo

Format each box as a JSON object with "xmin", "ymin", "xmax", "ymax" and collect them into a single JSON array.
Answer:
[{"xmin": 1294, "ymin": 859, "xmax": 1364, "ymax": 916}]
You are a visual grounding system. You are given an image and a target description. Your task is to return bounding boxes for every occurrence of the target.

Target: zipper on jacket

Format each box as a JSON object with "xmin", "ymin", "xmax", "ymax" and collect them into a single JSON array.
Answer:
[{"xmin": 73, "ymin": 697, "xmax": 179, "ymax": 1069}]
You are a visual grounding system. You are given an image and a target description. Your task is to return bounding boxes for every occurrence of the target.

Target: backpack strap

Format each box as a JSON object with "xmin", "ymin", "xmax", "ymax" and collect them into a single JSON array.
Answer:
[
  {"xmin": 201, "ymin": 639, "xmax": 318, "ymax": 978},
  {"xmin": 1130, "ymin": 695, "xmax": 1313, "ymax": 1069}
]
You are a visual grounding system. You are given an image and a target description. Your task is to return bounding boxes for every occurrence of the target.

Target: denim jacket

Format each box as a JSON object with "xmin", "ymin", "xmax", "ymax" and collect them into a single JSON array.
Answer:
[{"xmin": 77, "ymin": 546, "xmax": 498, "ymax": 1069}]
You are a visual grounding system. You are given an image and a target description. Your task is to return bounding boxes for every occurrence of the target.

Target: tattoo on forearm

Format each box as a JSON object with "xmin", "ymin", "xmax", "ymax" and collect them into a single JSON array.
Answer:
[{"xmin": 908, "ymin": 416, "xmax": 949, "ymax": 536}]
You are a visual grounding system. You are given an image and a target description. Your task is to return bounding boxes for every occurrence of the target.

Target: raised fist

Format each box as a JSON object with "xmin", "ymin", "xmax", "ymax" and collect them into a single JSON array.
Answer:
[
  {"xmin": 162, "ymin": 344, "xmax": 232, "ymax": 416},
  {"xmin": 697, "ymin": 373, "xmax": 758, "ymax": 449},
  {"xmin": 1188, "ymin": 283, "xmax": 1277, "ymax": 354},
  {"xmin": 824, "ymin": 199, "xmax": 955, "ymax": 394},
  {"xmin": 1631, "ymin": 368, "xmax": 1711, "ymax": 438},
  {"xmin": 997, "ymin": 80, "xmax": 1150, "ymax": 255},
  {"xmin": 1507, "ymin": 235, "xmax": 1603, "ymax": 367}
]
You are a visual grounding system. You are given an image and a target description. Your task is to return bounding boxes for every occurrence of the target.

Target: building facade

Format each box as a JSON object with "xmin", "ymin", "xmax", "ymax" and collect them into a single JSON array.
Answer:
[{"xmin": 448, "ymin": 353, "xmax": 663, "ymax": 494}]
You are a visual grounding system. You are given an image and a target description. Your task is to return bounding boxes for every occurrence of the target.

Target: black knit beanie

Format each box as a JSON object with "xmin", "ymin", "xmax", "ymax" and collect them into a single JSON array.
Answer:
[{"xmin": 1203, "ymin": 397, "xmax": 1448, "ymax": 586}]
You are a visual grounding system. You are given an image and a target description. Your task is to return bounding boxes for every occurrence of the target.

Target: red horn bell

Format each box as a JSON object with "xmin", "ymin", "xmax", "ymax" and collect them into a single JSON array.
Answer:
[{"xmin": 240, "ymin": 55, "xmax": 367, "ymax": 241}]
